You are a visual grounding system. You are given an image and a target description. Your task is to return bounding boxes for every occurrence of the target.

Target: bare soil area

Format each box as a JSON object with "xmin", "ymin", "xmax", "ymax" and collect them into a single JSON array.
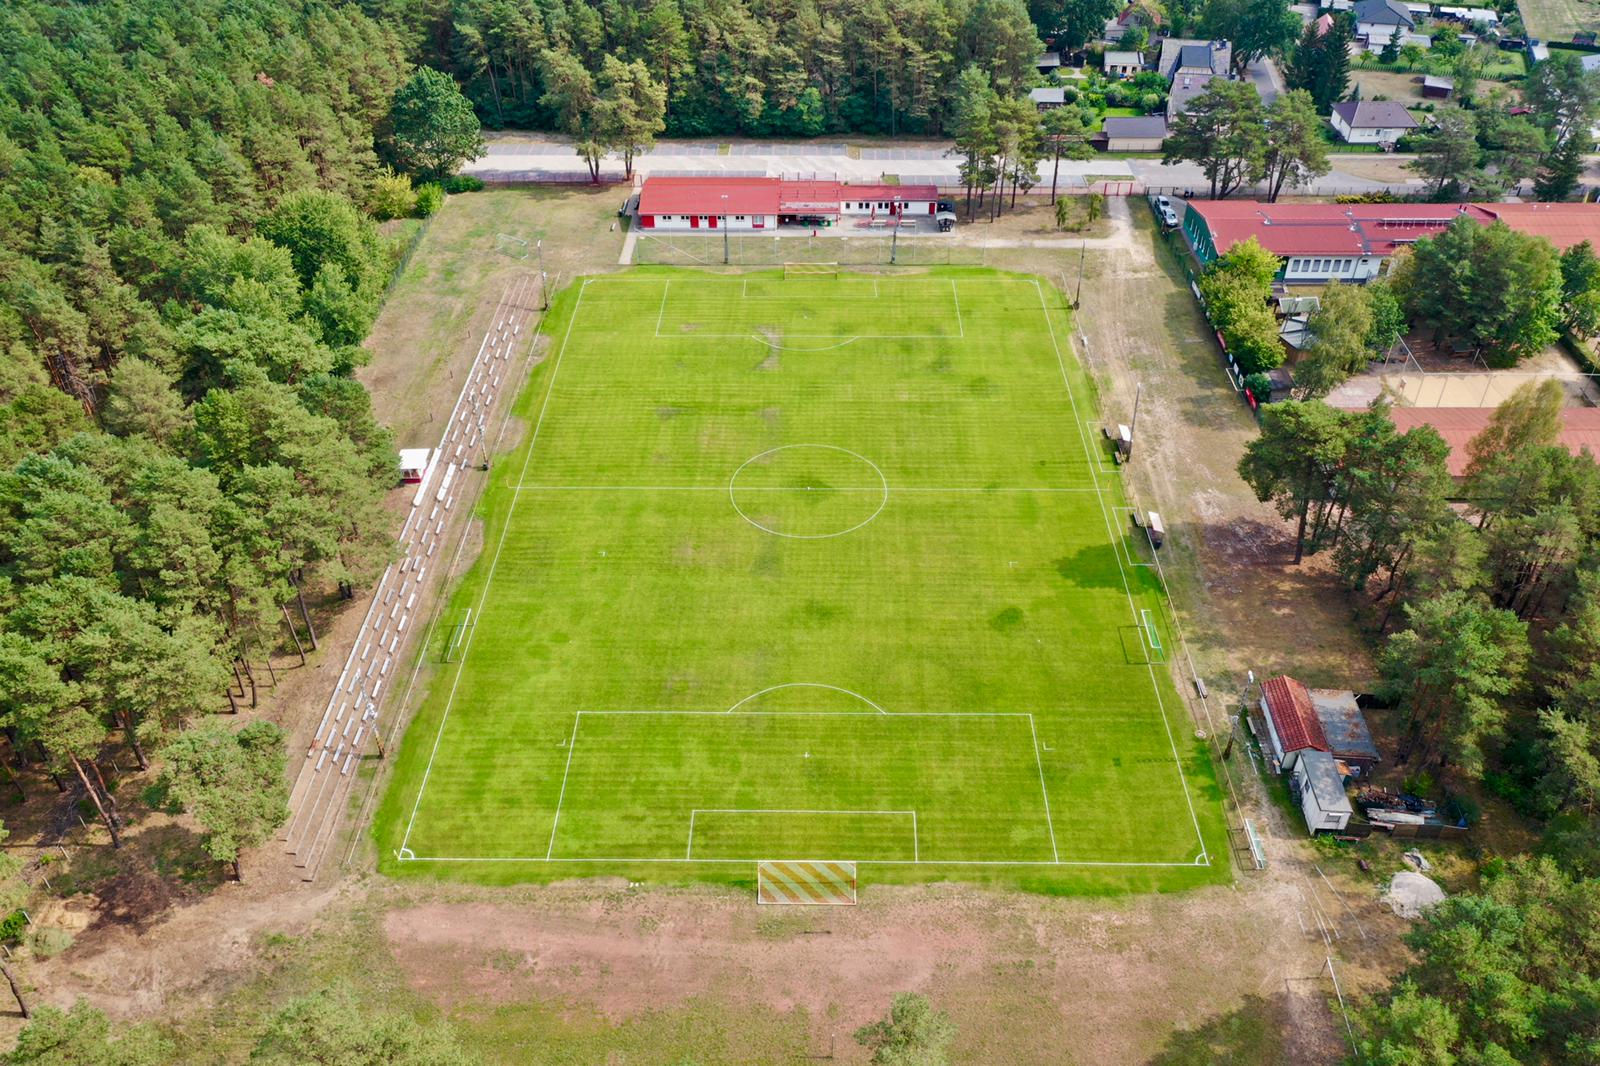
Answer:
[{"xmin": 384, "ymin": 878, "xmax": 1330, "ymax": 1064}]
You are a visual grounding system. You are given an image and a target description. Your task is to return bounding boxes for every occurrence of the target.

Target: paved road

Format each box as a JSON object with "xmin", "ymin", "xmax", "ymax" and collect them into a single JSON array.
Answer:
[{"xmin": 465, "ymin": 134, "xmax": 1600, "ymax": 197}]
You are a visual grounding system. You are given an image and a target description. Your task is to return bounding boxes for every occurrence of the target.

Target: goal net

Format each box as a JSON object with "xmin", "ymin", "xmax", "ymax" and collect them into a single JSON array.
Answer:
[
  {"xmin": 495, "ymin": 233, "xmax": 530, "ymax": 260},
  {"xmin": 757, "ymin": 860, "xmax": 857, "ymax": 905},
  {"xmin": 783, "ymin": 262, "xmax": 840, "ymax": 279}
]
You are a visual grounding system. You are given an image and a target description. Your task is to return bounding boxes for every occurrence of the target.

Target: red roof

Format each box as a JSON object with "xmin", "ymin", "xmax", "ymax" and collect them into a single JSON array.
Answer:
[
  {"xmin": 638, "ymin": 176, "xmax": 779, "ymax": 216},
  {"xmin": 1190, "ymin": 201, "xmax": 1495, "ymax": 259},
  {"xmin": 1377, "ymin": 407, "xmax": 1600, "ymax": 477},
  {"xmin": 1262, "ymin": 676, "xmax": 1330, "ymax": 754},
  {"xmin": 638, "ymin": 177, "xmax": 941, "ymax": 218},
  {"xmin": 840, "ymin": 183, "xmax": 939, "ymax": 202},
  {"xmin": 1476, "ymin": 203, "xmax": 1600, "ymax": 252}
]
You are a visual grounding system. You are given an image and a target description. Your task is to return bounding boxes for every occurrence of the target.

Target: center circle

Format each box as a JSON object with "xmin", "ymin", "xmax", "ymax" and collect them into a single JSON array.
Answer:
[{"xmin": 729, "ymin": 444, "xmax": 888, "ymax": 539}]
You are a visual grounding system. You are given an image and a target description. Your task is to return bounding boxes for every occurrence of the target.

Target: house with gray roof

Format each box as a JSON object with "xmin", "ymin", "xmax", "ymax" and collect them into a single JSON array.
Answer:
[
  {"xmin": 1355, "ymin": 0, "xmax": 1415, "ymax": 49},
  {"xmin": 1329, "ymin": 100, "xmax": 1419, "ymax": 145}
]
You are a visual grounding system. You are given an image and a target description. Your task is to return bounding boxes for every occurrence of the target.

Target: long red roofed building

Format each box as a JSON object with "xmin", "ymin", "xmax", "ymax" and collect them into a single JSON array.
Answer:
[
  {"xmin": 1181, "ymin": 199, "xmax": 1600, "ymax": 283},
  {"xmin": 636, "ymin": 176, "xmax": 939, "ymax": 231}
]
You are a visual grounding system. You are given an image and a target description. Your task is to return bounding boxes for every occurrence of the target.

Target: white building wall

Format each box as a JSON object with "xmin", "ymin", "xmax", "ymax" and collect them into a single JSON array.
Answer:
[
  {"xmin": 644, "ymin": 213, "xmax": 776, "ymax": 231},
  {"xmin": 1333, "ymin": 117, "xmax": 1407, "ymax": 144},
  {"xmin": 839, "ymin": 199, "xmax": 935, "ymax": 216},
  {"xmin": 1282, "ymin": 255, "xmax": 1383, "ymax": 283}
]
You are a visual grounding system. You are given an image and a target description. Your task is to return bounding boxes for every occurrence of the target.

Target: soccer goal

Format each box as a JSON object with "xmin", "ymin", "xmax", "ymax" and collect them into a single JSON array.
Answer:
[
  {"xmin": 783, "ymin": 262, "xmax": 839, "ymax": 279},
  {"xmin": 441, "ymin": 608, "xmax": 474, "ymax": 662},
  {"xmin": 495, "ymin": 233, "xmax": 530, "ymax": 260},
  {"xmin": 1140, "ymin": 608, "xmax": 1167, "ymax": 663},
  {"xmin": 757, "ymin": 860, "xmax": 857, "ymax": 905}
]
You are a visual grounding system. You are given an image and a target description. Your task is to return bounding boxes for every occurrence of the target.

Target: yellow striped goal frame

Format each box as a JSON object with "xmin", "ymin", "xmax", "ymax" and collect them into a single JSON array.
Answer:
[{"xmin": 757, "ymin": 860, "xmax": 858, "ymax": 905}]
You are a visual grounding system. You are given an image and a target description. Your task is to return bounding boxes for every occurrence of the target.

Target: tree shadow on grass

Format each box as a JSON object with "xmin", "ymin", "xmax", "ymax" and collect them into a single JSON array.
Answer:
[
  {"xmin": 1145, "ymin": 993, "xmax": 1289, "ymax": 1065},
  {"xmin": 1053, "ymin": 543, "xmax": 1131, "ymax": 591}
]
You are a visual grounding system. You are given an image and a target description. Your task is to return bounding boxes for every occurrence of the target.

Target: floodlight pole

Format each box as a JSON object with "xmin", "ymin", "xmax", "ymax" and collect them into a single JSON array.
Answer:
[
  {"xmin": 536, "ymin": 240, "xmax": 548, "ymax": 310},
  {"xmin": 890, "ymin": 220, "xmax": 899, "ymax": 265},
  {"xmin": 1127, "ymin": 382, "xmax": 1143, "ymax": 461},
  {"xmin": 723, "ymin": 220, "xmax": 730, "ymax": 265}
]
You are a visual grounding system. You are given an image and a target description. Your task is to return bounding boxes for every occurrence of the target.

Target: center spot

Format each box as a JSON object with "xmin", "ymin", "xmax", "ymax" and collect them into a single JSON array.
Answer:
[{"xmin": 729, "ymin": 444, "xmax": 888, "ymax": 539}]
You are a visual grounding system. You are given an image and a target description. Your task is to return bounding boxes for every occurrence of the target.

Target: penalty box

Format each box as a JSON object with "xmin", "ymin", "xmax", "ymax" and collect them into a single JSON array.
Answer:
[{"xmin": 547, "ymin": 710, "xmax": 1057, "ymax": 864}]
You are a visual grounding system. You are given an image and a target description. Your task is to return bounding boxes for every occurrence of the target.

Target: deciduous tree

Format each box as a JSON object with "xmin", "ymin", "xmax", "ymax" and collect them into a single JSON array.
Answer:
[{"xmin": 389, "ymin": 66, "xmax": 486, "ymax": 182}]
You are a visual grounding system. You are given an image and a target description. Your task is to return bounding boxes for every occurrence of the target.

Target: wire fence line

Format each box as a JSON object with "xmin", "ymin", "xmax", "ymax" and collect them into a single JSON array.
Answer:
[{"xmin": 632, "ymin": 232, "xmax": 993, "ymax": 267}]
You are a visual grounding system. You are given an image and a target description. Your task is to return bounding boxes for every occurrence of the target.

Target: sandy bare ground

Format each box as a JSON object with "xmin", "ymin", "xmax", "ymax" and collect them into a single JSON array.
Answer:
[{"xmin": 383, "ymin": 877, "xmax": 1338, "ymax": 1064}]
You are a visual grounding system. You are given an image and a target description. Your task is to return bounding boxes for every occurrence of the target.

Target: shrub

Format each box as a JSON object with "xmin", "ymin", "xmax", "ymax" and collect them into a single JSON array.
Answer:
[
  {"xmin": 29, "ymin": 926, "xmax": 73, "ymax": 959},
  {"xmin": 440, "ymin": 174, "xmax": 484, "ymax": 194},
  {"xmin": 413, "ymin": 183, "xmax": 444, "ymax": 217},
  {"xmin": 1243, "ymin": 371, "xmax": 1274, "ymax": 400},
  {"xmin": 366, "ymin": 170, "xmax": 416, "ymax": 221}
]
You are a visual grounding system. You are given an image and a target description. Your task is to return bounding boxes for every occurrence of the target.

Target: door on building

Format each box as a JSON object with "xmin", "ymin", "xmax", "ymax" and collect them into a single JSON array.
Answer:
[
  {"xmin": 708, "ymin": 216, "xmax": 717, "ymax": 229},
  {"xmin": 690, "ymin": 216, "xmax": 700, "ymax": 229}
]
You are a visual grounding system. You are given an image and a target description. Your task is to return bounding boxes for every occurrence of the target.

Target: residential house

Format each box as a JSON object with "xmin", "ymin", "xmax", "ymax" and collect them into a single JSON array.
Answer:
[
  {"xmin": 1104, "ymin": 50, "xmax": 1145, "ymax": 77},
  {"xmin": 1354, "ymin": 0, "xmax": 1415, "ymax": 50},
  {"xmin": 1096, "ymin": 115, "xmax": 1168, "ymax": 150},
  {"xmin": 1167, "ymin": 74, "xmax": 1217, "ymax": 119},
  {"xmin": 1330, "ymin": 100, "xmax": 1419, "ymax": 145},
  {"xmin": 1029, "ymin": 87, "xmax": 1066, "ymax": 110},
  {"xmin": 1156, "ymin": 38, "xmax": 1233, "ymax": 120}
]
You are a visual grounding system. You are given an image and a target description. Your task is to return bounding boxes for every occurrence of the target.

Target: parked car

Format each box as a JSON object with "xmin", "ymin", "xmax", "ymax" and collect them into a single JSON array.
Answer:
[{"xmin": 1161, "ymin": 206, "xmax": 1179, "ymax": 228}]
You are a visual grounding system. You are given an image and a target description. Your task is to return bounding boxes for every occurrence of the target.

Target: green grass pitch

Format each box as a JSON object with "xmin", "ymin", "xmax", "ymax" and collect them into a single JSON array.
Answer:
[{"xmin": 374, "ymin": 267, "xmax": 1229, "ymax": 893}]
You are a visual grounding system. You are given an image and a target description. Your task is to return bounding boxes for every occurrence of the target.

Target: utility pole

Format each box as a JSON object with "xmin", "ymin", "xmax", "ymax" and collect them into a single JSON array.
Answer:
[
  {"xmin": 1127, "ymin": 382, "xmax": 1143, "ymax": 461},
  {"xmin": 1073, "ymin": 240, "xmax": 1086, "ymax": 308},
  {"xmin": 536, "ymin": 240, "xmax": 549, "ymax": 310}
]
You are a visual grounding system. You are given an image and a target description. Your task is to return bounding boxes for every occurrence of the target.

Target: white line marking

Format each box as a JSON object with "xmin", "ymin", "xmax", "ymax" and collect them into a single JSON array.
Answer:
[
  {"xmin": 951, "ymin": 279, "xmax": 964, "ymax": 338},
  {"xmin": 1029, "ymin": 713, "xmax": 1060, "ymax": 863},
  {"xmin": 546, "ymin": 713, "xmax": 581, "ymax": 859},
  {"xmin": 654, "ymin": 279, "xmax": 670, "ymax": 338},
  {"xmin": 399, "ymin": 280, "xmax": 590, "ymax": 855},
  {"xmin": 728, "ymin": 445, "xmax": 889, "ymax": 540},
  {"xmin": 1034, "ymin": 279, "xmax": 1209, "ymax": 866},
  {"xmin": 516, "ymin": 485, "xmax": 1101, "ymax": 494},
  {"xmin": 397, "ymin": 855, "xmax": 1206, "ymax": 867},
  {"xmin": 726, "ymin": 683, "xmax": 887, "ymax": 714}
]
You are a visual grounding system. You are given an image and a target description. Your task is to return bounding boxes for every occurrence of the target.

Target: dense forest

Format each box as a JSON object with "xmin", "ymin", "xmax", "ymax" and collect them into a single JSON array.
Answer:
[
  {"xmin": 0, "ymin": 0, "xmax": 440, "ymax": 865},
  {"xmin": 366, "ymin": 0, "xmax": 1116, "ymax": 136}
]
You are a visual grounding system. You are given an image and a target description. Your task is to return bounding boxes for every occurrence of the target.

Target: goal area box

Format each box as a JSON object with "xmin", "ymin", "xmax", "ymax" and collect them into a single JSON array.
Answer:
[{"xmin": 758, "ymin": 860, "xmax": 857, "ymax": 905}]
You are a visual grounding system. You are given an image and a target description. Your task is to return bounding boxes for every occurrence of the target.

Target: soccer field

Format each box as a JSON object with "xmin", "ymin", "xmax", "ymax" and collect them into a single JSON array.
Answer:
[{"xmin": 374, "ymin": 268, "xmax": 1228, "ymax": 892}]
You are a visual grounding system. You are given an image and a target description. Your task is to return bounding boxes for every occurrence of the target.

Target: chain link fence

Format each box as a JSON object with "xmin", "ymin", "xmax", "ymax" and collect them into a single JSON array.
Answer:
[{"xmin": 633, "ymin": 231, "xmax": 992, "ymax": 268}]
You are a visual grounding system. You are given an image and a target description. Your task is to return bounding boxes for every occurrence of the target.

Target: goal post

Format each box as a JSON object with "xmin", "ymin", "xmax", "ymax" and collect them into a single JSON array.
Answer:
[
  {"xmin": 783, "ymin": 262, "xmax": 840, "ymax": 279},
  {"xmin": 1140, "ymin": 608, "xmax": 1166, "ymax": 662},
  {"xmin": 757, "ymin": 860, "xmax": 857, "ymax": 905},
  {"xmin": 495, "ymin": 233, "xmax": 530, "ymax": 260}
]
